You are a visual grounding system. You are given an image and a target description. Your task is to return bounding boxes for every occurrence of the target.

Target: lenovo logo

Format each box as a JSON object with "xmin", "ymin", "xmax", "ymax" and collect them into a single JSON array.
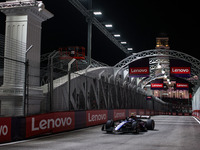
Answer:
[
  {"xmin": 86, "ymin": 110, "xmax": 108, "ymax": 126},
  {"xmin": 88, "ymin": 113, "xmax": 107, "ymax": 122},
  {"xmin": 0, "ymin": 118, "xmax": 11, "ymax": 143},
  {"xmin": 171, "ymin": 67, "xmax": 190, "ymax": 74},
  {"xmin": 114, "ymin": 112, "xmax": 125, "ymax": 119},
  {"xmin": 26, "ymin": 112, "xmax": 75, "ymax": 138},
  {"xmin": 0, "ymin": 125, "xmax": 8, "ymax": 136},
  {"xmin": 31, "ymin": 116, "xmax": 72, "ymax": 131},
  {"xmin": 176, "ymin": 83, "xmax": 189, "ymax": 88},
  {"xmin": 129, "ymin": 67, "xmax": 149, "ymax": 74},
  {"xmin": 151, "ymin": 83, "xmax": 163, "ymax": 88},
  {"xmin": 113, "ymin": 110, "xmax": 126, "ymax": 121}
]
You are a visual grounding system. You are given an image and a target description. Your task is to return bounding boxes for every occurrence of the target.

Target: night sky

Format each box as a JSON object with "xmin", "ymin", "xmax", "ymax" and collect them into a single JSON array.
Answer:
[{"xmin": 0, "ymin": 0, "xmax": 199, "ymax": 66}]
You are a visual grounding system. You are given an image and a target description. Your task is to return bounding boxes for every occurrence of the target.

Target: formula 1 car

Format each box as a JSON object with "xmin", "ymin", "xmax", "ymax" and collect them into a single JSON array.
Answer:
[{"xmin": 101, "ymin": 115, "xmax": 155, "ymax": 134}]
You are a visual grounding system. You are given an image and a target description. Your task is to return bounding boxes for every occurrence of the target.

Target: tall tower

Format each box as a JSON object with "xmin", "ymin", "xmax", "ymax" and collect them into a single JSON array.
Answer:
[
  {"xmin": 155, "ymin": 37, "xmax": 170, "ymax": 50},
  {"xmin": 0, "ymin": 0, "xmax": 53, "ymax": 116},
  {"xmin": 148, "ymin": 36, "xmax": 170, "ymax": 99}
]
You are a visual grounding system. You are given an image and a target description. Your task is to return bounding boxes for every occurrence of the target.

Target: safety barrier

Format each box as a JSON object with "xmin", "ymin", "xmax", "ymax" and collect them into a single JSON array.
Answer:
[
  {"xmin": 192, "ymin": 110, "xmax": 200, "ymax": 120},
  {"xmin": 0, "ymin": 117, "xmax": 11, "ymax": 143},
  {"xmin": 0, "ymin": 109, "xmax": 192, "ymax": 144}
]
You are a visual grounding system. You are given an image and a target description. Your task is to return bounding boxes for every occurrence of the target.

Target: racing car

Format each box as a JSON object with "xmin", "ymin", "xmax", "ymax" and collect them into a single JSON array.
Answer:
[{"xmin": 101, "ymin": 115, "xmax": 155, "ymax": 134}]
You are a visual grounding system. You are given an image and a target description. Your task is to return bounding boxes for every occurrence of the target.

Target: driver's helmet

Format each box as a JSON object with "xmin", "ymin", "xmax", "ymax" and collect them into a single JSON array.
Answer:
[{"xmin": 130, "ymin": 113, "xmax": 136, "ymax": 119}]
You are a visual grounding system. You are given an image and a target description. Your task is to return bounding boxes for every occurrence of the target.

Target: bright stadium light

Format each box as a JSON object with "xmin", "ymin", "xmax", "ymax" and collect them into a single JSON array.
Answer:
[
  {"xmin": 68, "ymin": 0, "xmax": 131, "ymax": 54},
  {"xmin": 121, "ymin": 42, "xmax": 127, "ymax": 44},
  {"xmin": 105, "ymin": 24, "xmax": 113, "ymax": 28},
  {"xmin": 93, "ymin": 11, "xmax": 102, "ymax": 15},
  {"xmin": 127, "ymin": 48, "xmax": 133, "ymax": 51},
  {"xmin": 114, "ymin": 34, "xmax": 121, "ymax": 37}
]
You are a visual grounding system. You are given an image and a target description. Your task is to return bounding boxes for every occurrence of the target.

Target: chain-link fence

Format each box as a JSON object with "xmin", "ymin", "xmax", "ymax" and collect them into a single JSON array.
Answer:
[
  {"xmin": 40, "ymin": 51, "xmax": 169, "ymax": 114},
  {"xmin": 0, "ymin": 34, "xmax": 4, "ymax": 86},
  {"xmin": 49, "ymin": 71, "xmax": 168, "ymax": 113},
  {"xmin": 0, "ymin": 33, "xmax": 169, "ymax": 117},
  {"xmin": 0, "ymin": 34, "xmax": 28, "ymax": 116}
]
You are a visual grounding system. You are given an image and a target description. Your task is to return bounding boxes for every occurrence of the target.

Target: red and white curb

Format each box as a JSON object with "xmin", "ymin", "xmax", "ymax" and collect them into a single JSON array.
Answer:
[{"xmin": 192, "ymin": 116, "xmax": 200, "ymax": 124}]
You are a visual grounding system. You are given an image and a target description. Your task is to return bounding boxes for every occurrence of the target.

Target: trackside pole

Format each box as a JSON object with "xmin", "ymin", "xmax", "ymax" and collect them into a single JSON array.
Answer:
[
  {"xmin": 68, "ymin": 58, "xmax": 76, "ymax": 110},
  {"xmin": 87, "ymin": 0, "xmax": 92, "ymax": 65}
]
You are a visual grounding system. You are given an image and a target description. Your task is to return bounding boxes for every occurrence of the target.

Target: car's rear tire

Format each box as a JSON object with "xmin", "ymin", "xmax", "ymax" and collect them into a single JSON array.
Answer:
[
  {"xmin": 146, "ymin": 119, "xmax": 155, "ymax": 130},
  {"xmin": 106, "ymin": 120, "xmax": 114, "ymax": 133},
  {"xmin": 132, "ymin": 122, "xmax": 139, "ymax": 134}
]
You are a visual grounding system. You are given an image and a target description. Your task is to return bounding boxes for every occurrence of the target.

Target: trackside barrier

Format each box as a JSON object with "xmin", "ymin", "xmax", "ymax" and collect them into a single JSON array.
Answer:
[
  {"xmin": 26, "ymin": 112, "xmax": 75, "ymax": 138},
  {"xmin": 113, "ymin": 109, "xmax": 126, "ymax": 121},
  {"xmin": 0, "ymin": 117, "xmax": 11, "ymax": 143},
  {"xmin": 193, "ymin": 110, "xmax": 200, "ymax": 120},
  {"xmin": 86, "ymin": 110, "xmax": 107, "ymax": 127},
  {"xmin": 0, "ymin": 109, "xmax": 192, "ymax": 144}
]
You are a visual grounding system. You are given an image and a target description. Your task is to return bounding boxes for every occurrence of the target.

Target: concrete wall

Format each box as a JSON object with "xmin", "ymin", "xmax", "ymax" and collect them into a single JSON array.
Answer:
[
  {"xmin": 192, "ymin": 87, "xmax": 200, "ymax": 119},
  {"xmin": 0, "ymin": 109, "xmax": 186, "ymax": 144}
]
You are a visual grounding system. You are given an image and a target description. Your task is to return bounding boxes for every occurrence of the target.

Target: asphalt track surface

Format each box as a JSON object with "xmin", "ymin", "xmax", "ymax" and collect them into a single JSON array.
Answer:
[{"xmin": 0, "ymin": 116, "xmax": 200, "ymax": 150}]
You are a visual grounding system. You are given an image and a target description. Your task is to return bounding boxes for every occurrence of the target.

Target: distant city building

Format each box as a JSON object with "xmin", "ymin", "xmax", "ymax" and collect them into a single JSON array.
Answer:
[
  {"xmin": 155, "ymin": 37, "xmax": 170, "ymax": 49},
  {"xmin": 150, "ymin": 37, "xmax": 189, "ymax": 100}
]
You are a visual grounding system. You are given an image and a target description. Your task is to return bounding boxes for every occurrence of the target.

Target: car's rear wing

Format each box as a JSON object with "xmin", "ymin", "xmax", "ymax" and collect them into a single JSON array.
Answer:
[{"xmin": 136, "ymin": 115, "xmax": 151, "ymax": 119}]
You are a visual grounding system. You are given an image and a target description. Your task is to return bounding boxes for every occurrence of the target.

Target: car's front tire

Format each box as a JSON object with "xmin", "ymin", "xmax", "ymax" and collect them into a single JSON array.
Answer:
[
  {"xmin": 132, "ymin": 122, "xmax": 139, "ymax": 134},
  {"xmin": 106, "ymin": 120, "xmax": 114, "ymax": 133},
  {"xmin": 146, "ymin": 119, "xmax": 155, "ymax": 130}
]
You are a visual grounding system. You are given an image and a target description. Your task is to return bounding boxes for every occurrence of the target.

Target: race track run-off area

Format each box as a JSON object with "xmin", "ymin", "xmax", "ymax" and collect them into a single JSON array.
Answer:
[{"xmin": 0, "ymin": 116, "xmax": 200, "ymax": 150}]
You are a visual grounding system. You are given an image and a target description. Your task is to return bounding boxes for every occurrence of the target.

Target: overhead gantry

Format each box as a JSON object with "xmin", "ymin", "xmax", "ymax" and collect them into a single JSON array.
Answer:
[{"xmin": 114, "ymin": 49, "xmax": 200, "ymax": 95}]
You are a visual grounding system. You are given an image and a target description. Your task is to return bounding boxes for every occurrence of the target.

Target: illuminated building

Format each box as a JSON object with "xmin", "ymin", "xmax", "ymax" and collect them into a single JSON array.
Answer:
[
  {"xmin": 150, "ymin": 37, "xmax": 189, "ymax": 100},
  {"xmin": 155, "ymin": 37, "xmax": 170, "ymax": 50}
]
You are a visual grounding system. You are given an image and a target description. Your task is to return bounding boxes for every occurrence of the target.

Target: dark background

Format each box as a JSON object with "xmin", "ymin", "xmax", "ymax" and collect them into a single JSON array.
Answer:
[{"xmin": 0, "ymin": 0, "xmax": 199, "ymax": 66}]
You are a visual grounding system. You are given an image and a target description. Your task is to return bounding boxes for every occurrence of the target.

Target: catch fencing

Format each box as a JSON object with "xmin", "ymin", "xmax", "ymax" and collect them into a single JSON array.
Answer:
[
  {"xmin": 0, "ymin": 33, "xmax": 169, "ymax": 117},
  {"xmin": 41, "ymin": 51, "xmax": 169, "ymax": 114},
  {"xmin": 0, "ymin": 34, "xmax": 38, "ymax": 117}
]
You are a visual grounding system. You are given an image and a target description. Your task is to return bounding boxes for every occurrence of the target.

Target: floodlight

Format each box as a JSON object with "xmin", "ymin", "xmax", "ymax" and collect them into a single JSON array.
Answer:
[
  {"xmin": 114, "ymin": 34, "xmax": 121, "ymax": 37},
  {"xmin": 93, "ymin": 11, "xmax": 102, "ymax": 15},
  {"xmin": 121, "ymin": 42, "xmax": 127, "ymax": 44},
  {"xmin": 127, "ymin": 48, "xmax": 133, "ymax": 51},
  {"xmin": 105, "ymin": 24, "xmax": 113, "ymax": 28}
]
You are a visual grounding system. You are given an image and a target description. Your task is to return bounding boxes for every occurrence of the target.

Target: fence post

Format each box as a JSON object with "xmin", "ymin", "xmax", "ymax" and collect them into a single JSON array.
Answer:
[
  {"xmin": 85, "ymin": 65, "xmax": 91, "ymax": 110},
  {"xmin": 24, "ymin": 60, "xmax": 29, "ymax": 116},
  {"xmin": 48, "ymin": 51, "xmax": 58, "ymax": 112},
  {"xmin": 24, "ymin": 45, "xmax": 33, "ymax": 116},
  {"xmin": 68, "ymin": 58, "xmax": 76, "ymax": 111},
  {"xmin": 85, "ymin": 76, "xmax": 87, "ymax": 110}
]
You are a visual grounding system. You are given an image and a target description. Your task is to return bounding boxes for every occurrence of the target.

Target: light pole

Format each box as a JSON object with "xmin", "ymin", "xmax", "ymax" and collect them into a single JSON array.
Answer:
[
  {"xmin": 87, "ymin": 0, "xmax": 92, "ymax": 66},
  {"xmin": 69, "ymin": 0, "xmax": 133, "ymax": 55}
]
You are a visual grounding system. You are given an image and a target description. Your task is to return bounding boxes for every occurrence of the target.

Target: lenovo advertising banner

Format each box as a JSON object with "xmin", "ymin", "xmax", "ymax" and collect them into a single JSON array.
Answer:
[
  {"xmin": 0, "ymin": 117, "xmax": 11, "ymax": 143},
  {"xmin": 129, "ymin": 58, "xmax": 149, "ymax": 77},
  {"xmin": 26, "ymin": 112, "xmax": 75, "ymax": 138},
  {"xmin": 129, "ymin": 67, "xmax": 149, "ymax": 77},
  {"xmin": 170, "ymin": 67, "xmax": 191, "ymax": 78},
  {"xmin": 151, "ymin": 79, "xmax": 164, "ymax": 90},
  {"xmin": 113, "ymin": 109, "xmax": 126, "ymax": 121},
  {"xmin": 170, "ymin": 59, "xmax": 191, "ymax": 78},
  {"xmin": 151, "ymin": 83, "xmax": 163, "ymax": 89},
  {"xmin": 176, "ymin": 83, "xmax": 189, "ymax": 90},
  {"xmin": 86, "ymin": 110, "xmax": 108, "ymax": 127}
]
